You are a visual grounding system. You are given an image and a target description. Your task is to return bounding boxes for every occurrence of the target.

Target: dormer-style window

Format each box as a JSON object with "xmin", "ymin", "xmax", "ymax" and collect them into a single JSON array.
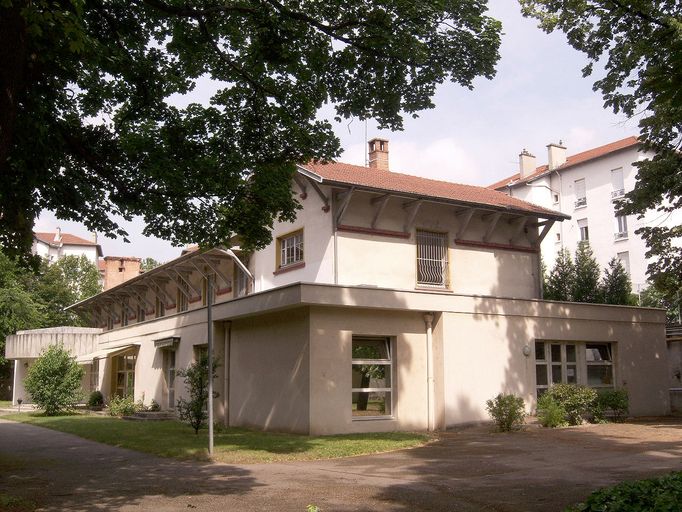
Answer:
[
  {"xmin": 416, "ymin": 230, "xmax": 449, "ymax": 288},
  {"xmin": 276, "ymin": 229, "xmax": 304, "ymax": 270}
]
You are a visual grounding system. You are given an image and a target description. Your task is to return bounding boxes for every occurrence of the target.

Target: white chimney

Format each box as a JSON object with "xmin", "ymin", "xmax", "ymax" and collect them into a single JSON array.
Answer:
[
  {"xmin": 547, "ymin": 141, "xmax": 567, "ymax": 170},
  {"xmin": 91, "ymin": 232, "xmax": 98, "ymax": 244},
  {"xmin": 54, "ymin": 227, "xmax": 62, "ymax": 242},
  {"xmin": 519, "ymin": 149, "xmax": 537, "ymax": 179},
  {"xmin": 368, "ymin": 138, "xmax": 389, "ymax": 171}
]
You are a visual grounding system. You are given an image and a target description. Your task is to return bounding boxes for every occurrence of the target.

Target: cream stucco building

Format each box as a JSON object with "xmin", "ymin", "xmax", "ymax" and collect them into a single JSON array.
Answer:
[{"xmin": 6, "ymin": 140, "xmax": 670, "ymax": 433}]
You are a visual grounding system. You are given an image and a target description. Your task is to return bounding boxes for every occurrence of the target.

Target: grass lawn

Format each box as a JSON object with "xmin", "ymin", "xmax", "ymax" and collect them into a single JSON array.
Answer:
[
  {"xmin": 6, "ymin": 412, "xmax": 430, "ymax": 464},
  {"xmin": 0, "ymin": 400, "xmax": 12, "ymax": 408}
]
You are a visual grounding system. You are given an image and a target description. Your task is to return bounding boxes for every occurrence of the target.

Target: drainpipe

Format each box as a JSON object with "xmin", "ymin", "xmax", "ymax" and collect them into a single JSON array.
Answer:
[{"xmin": 424, "ymin": 312, "xmax": 436, "ymax": 431}]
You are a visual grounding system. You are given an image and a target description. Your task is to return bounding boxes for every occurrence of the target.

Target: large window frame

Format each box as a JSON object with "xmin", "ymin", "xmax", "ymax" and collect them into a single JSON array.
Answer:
[
  {"xmin": 114, "ymin": 353, "xmax": 137, "ymax": 398},
  {"xmin": 415, "ymin": 229, "xmax": 449, "ymax": 289},
  {"xmin": 276, "ymin": 229, "xmax": 304, "ymax": 270},
  {"xmin": 535, "ymin": 341, "xmax": 615, "ymax": 397},
  {"xmin": 351, "ymin": 336, "xmax": 394, "ymax": 420}
]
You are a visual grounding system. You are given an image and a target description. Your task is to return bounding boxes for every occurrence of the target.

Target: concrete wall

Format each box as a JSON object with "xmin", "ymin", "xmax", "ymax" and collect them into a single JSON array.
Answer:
[
  {"xmin": 308, "ymin": 306, "xmax": 430, "ymax": 435},
  {"xmin": 228, "ymin": 309, "xmax": 311, "ymax": 433},
  {"xmin": 5, "ymin": 327, "xmax": 101, "ymax": 359}
]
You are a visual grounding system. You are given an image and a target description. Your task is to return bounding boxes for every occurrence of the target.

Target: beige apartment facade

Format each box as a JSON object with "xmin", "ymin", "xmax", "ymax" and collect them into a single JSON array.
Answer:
[{"xmin": 5, "ymin": 140, "xmax": 670, "ymax": 432}]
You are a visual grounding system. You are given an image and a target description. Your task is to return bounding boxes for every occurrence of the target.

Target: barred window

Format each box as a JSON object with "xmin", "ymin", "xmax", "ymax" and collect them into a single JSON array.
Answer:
[{"xmin": 416, "ymin": 230, "xmax": 449, "ymax": 288}]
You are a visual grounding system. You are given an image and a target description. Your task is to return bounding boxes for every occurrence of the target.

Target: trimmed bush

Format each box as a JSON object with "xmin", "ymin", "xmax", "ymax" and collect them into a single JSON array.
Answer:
[
  {"xmin": 149, "ymin": 399, "xmax": 161, "ymax": 412},
  {"xmin": 24, "ymin": 344, "xmax": 85, "ymax": 415},
  {"xmin": 87, "ymin": 390, "xmax": 104, "ymax": 408},
  {"xmin": 485, "ymin": 393, "xmax": 526, "ymax": 432},
  {"xmin": 566, "ymin": 471, "xmax": 682, "ymax": 512},
  {"xmin": 544, "ymin": 384, "xmax": 597, "ymax": 426},
  {"xmin": 595, "ymin": 389, "xmax": 629, "ymax": 423},
  {"xmin": 108, "ymin": 395, "xmax": 136, "ymax": 417},
  {"xmin": 536, "ymin": 393, "xmax": 567, "ymax": 428}
]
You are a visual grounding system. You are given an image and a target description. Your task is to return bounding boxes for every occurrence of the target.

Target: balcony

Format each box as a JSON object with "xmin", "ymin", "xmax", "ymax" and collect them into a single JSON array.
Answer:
[
  {"xmin": 611, "ymin": 189, "xmax": 625, "ymax": 200},
  {"xmin": 574, "ymin": 197, "xmax": 587, "ymax": 209},
  {"xmin": 614, "ymin": 231, "xmax": 628, "ymax": 241}
]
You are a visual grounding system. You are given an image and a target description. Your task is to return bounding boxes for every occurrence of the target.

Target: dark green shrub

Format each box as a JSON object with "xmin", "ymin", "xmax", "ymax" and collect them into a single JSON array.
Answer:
[
  {"xmin": 149, "ymin": 399, "xmax": 161, "ymax": 412},
  {"xmin": 177, "ymin": 354, "xmax": 219, "ymax": 434},
  {"xmin": 566, "ymin": 471, "xmax": 682, "ymax": 511},
  {"xmin": 595, "ymin": 389, "xmax": 629, "ymax": 422},
  {"xmin": 485, "ymin": 393, "xmax": 526, "ymax": 432},
  {"xmin": 24, "ymin": 344, "xmax": 85, "ymax": 415},
  {"xmin": 87, "ymin": 390, "xmax": 104, "ymax": 407},
  {"xmin": 108, "ymin": 395, "xmax": 136, "ymax": 416},
  {"xmin": 545, "ymin": 384, "xmax": 597, "ymax": 426},
  {"xmin": 536, "ymin": 393, "xmax": 567, "ymax": 428}
]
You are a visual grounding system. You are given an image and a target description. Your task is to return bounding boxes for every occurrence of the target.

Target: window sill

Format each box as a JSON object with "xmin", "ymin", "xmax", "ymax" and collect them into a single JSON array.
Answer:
[
  {"xmin": 415, "ymin": 285, "xmax": 451, "ymax": 293},
  {"xmin": 352, "ymin": 415, "xmax": 396, "ymax": 422},
  {"xmin": 273, "ymin": 261, "xmax": 305, "ymax": 275},
  {"xmin": 574, "ymin": 204, "xmax": 587, "ymax": 211},
  {"xmin": 614, "ymin": 236, "xmax": 629, "ymax": 242}
]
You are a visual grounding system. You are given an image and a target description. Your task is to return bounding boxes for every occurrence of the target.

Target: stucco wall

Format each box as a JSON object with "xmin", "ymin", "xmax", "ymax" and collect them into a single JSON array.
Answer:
[
  {"xmin": 308, "ymin": 306, "xmax": 429, "ymax": 435},
  {"xmin": 441, "ymin": 299, "xmax": 669, "ymax": 425},
  {"xmin": 228, "ymin": 309, "xmax": 311, "ymax": 433}
]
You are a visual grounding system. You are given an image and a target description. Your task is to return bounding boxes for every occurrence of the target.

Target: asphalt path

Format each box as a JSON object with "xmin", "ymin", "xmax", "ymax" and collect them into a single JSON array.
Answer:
[{"xmin": 1, "ymin": 417, "xmax": 681, "ymax": 511}]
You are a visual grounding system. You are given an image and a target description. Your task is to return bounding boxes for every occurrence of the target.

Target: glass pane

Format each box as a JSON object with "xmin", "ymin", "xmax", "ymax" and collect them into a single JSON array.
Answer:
[
  {"xmin": 586, "ymin": 344, "xmax": 611, "ymax": 362},
  {"xmin": 566, "ymin": 364, "xmax": 577, "ymax": 384},
  {"xmin": 551, "ymin": 365, "xmax": 563, "ymax": 383},
  {"xmin": 352, "ymin": 339, "xmax": 390, "ymax": 360},
  {"xmin": 551, "ymin": 344, "xmax": 561, "ymax": 362},
  {"xmin": 535, "ymin": 342, "xmax": 545, "ymax": 360},
  {"xmin": 566, "ymin": 345, "xmax": 576, "ymax": 363},
  {"xmin": 535, "ymin": 365, "xmax": 548, "ymax": 386},
  {"xmin": 352, "ymin": 364, "xmax": 391, "ymax": 388},
  {"xmin": 587, "ymin": 365, "xmax": 613, "ymax": 386},
  {"xmin": 117, "ymin": 373, "xmax": 125, "ymax": 387},
  {"xmin": 352, "ymin": 391, "xmax": 391, "ymax": 416}
]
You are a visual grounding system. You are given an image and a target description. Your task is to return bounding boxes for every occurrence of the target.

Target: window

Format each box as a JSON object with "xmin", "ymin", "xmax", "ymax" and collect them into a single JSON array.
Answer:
[
  {"xmin": 585, "ymin": 344, "xmax": 614, "ymax": 388},
  {"xmin": 90, "ymin": 358, "xmax": 100, "ymax": 391},
  {"xmin": 277, "ymin": 229, "xmax": 304, "ymax": 269},
  {"xmin": 416, "ymin": 230, "xmax": 449, "ymax": 288},
  {"xmin": 553, "ymin": 193, "xmax": 560, "ymax": 204},
  {"xmin": 617, "ymin": 251, "xmax": 630, "ymax": 275},
  {"xmin": 106, "ymin": 315, "xmax": 114, "ymax": 331},
  {"xmin": 352, "ymin": 337, "xmax": 393, "ymax": 418},
  {"xmin": 163, "ymin": 350, "xmax": 176, "ymax": 409},
  {"xmin": 137, "ymin": 305, "xmax": 146, "ymax": 323},
  {"xmin": 577, "ymin": 218, "xmax": 589, "ymax": 242},
  {"xmin": 574, "ymin": 178, "xmax": 587, "ymax": 208},
  {"xmin": 115, "ymin": 353, "xmax": 136, "ymax": 397},
  {"xmin": 615, "ymin": 215, "xmax": 628, "ymax": 239},
  {"xmin": 611, "ymin": 168, "xmax": 624, "ymax": 199},
  {"xmin": 235, "ymin": 264, "xmax": 249, "ymax": 297},
  {"xmin": 155, "ymin": 297, "xmax": 165, "ymax": 318},
  {"xmin": 176, "ymin": 280, "xmax": 189, "ymax": 312},
  {"xmin": 535, "ymin": 341, "xmax": 614, "ymax": 397},
  {"xmin": 555, "ymin": 232, "xmax": 561, "ymax": 242}
]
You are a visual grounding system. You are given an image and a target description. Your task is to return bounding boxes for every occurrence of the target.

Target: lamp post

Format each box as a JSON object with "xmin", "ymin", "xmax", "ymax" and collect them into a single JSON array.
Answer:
[{"xmin": 207, "ymin": 273, "xmax": 214, "ymax": 456}]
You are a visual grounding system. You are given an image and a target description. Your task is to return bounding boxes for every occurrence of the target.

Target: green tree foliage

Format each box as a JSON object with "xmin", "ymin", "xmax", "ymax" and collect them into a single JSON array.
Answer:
[
  {"xmin": 140, "ymin": 257, "xmax": 161, "ymax": 272},
  {"xmin": 601, "ymin": 257, "xmax": 633, "ymax": 305},
  {"xmin": 572, "ymin": 243, "xmax": 602, "ymax": 303},
  {"xmin": 24, "ymin": 344, "xmax": 85, "ymax": 415},
  {"xmin": 640, "ymin": 283, "xmax": 681, "ymax": 324},
  {"xmin": 519, "ymin": 0, "xmax": 682, "ymax": 314},
  {"xmin": 0, "ymin": 0, "xmax": 502, "ymax": 261},
  {"xmin": 544, "ymin": 248, "xmax": 575, "ymax": 301},
  {"xmin": 176, "ymin": 353, "xmax": 218, "ymax": 434}
]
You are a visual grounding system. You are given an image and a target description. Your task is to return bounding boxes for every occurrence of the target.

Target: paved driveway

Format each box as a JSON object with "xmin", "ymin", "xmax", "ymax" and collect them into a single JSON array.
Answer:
[{"xmin": 1, "ymin": 417, "xmax": 681, "ymax": 511}]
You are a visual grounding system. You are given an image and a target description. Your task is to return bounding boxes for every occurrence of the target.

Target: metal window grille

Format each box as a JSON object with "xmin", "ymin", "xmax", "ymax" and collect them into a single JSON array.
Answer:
[
  {"xmin": 416, "ymin": 230, "xmax": 448, "ymax": 287},
  {"xmin": 280, "ymin": 231, "xmax": 304, "ymax": 267}
]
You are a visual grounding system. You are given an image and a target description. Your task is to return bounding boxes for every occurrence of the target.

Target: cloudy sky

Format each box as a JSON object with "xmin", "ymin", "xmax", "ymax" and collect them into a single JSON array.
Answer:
[{"xmin": 35, "ymin": 0, "xmax": 638, "ymax": 262}]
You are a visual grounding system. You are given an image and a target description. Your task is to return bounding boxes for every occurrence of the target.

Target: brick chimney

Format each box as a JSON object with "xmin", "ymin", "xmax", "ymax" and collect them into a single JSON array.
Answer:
[
  {"xmin": 547, "ymin": 141, "xmax": 567, "ymax": 170},
  {"xmin": 368, "ymin": 138, "xmax": 389, "ymax": 171},
  {"xmin": 519, "ymin": 149, "xmax": 537, "ymax": 179}
]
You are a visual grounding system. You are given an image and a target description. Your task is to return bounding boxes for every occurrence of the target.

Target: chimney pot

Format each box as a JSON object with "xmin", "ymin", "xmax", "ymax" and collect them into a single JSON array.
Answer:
[
  {"xmin": 547, "ymin": 142, "xmax": 567, "ymax": 170},
  {"xmin": 54, "ymin": 227, "xmax": 62, "ymax": 242},
  {"xmin": 368, "ymin": 137, "xmax": 389, "ymax": 171},
  {"xmin": 519, "ymin": 149, "xmax": 537, "ymax": 179}
]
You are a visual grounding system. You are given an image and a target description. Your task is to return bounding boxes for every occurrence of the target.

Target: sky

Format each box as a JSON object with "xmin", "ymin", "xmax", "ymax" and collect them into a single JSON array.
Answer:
[{"xmin": 34, "ymin": 0, "xmax": 639, "ymax": 262}]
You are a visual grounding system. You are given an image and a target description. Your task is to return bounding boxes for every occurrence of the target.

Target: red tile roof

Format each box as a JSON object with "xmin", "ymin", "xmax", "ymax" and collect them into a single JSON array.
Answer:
[
  {"xmin": 488, "ymin": 136, "xmax": 640, "ymax": 190},
  {"xmin": 300, "ymin": 162, "xmax": 567, "ymax": 219},
  {"xmin": 34, "ymin": 232, "xmax": 98, "ymax": 246}
]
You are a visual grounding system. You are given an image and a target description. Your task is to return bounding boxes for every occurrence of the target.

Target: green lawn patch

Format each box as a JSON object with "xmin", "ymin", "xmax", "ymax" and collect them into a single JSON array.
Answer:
[
  {"xmin": 6, "ymin": 412, "xmax": 430, "ymax": 464},
  {"xmin": 0, "ymin": 400, "xmax": 13, "ymax": 408}
]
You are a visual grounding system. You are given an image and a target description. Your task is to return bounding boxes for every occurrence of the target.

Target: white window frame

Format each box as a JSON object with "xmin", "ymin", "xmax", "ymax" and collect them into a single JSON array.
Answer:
[
  {"xmin": 617, "ymin": 251, "xmax": 630, "ymax": 275},
  {"xmin": 416, "ymin": 230, "xmax": 449, "ymax": 289},
  {"xmin": 351, "ymin": 336, "xmax": 394, "ymax": 420},
  {"xmin": 278, "ymin": 230, "xmax": 304, "ymax": 269},
  {"xmin": 535, "ymin": 341, "xmax": 615, "ymax": 397},
  {"xmin": 615, "ymin": 215, "xmax": 628, "ymax": 240},
  {"xmin": 578, "ymin": 218, "xmax": 589, "ymax": 242},
  {"xmin": 574, "ymin": 178, "xmax": 587, "ymax": 208},
  {"xmin": 611, "ymin": 168, "xmax": 625, "ymax": 199}
]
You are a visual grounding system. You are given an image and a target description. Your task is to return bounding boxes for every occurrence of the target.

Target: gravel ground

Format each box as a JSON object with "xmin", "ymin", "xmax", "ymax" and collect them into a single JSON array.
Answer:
[{"xmin": 1, "ymin": 417, "xmax": 681, "ymax": 511}]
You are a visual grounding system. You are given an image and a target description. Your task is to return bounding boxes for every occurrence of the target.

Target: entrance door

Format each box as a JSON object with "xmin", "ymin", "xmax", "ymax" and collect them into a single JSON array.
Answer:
[
  {"xmin": 114, "ymin": 353, "xmax": 136, "ymax": 397},
  {"xmin": 164, "ymin": 350, "xmax": 176, "ymax": 409}
]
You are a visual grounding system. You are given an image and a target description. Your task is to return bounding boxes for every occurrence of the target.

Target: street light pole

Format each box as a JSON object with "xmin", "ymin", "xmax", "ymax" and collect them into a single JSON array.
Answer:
[{"xmin": 207, "ymin": 273, "xmax": 214, "ymax": 456}]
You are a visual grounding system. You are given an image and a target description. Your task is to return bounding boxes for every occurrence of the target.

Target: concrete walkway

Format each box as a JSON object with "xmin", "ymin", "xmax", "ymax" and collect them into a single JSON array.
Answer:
[{"xmin": 1, "ymin": 417, "xmax": 681, "ymax": 511}]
